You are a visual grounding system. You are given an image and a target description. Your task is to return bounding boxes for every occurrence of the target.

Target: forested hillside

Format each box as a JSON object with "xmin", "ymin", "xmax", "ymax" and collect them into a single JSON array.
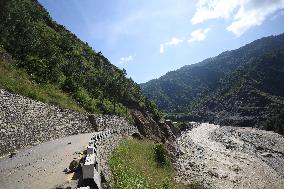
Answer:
[
  {"xmin": 191, "ymin": 49, "xmax": 284, "ymax": 134},
  {"xmin": 141, "ymin": 34, "xmax": 284, "ymax": 134},
  {"xmin": 0, "ymin": 0, "xmax": 160, "ymax": 120}
]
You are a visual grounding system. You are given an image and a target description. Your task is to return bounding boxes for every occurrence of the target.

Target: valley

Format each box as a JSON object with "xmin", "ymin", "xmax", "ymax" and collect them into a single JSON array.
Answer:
[
  {"xmin": 142, "ymin": 35, "xmax": 284, "ymax": 135},
  {"xmin": 1, "ymin": 0, "xmax": 284, "ymax": 188}
]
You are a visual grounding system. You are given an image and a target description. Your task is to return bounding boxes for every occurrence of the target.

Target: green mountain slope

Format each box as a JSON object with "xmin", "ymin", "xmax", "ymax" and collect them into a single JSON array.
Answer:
[
  {"xmin": 0, "ymin": 0, "xmax": 160, "ymax": 120},
  {"xmin": 141, "ymin": 35, "xmax": 284, "ymax": 134},
  {"xmin": 191, "ymin": 49, "xmax": 284, "ymax": 134}
]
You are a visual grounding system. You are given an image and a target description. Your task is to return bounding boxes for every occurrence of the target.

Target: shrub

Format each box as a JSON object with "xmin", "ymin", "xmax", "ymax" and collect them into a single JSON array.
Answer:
[{"xmin": 153, "ymin": 144, "xmax": 167, "ymax": 166}]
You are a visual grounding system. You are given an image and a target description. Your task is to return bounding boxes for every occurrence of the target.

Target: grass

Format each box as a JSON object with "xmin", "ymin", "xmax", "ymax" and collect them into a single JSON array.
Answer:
[
  {"xmin": 0, "ymin": 47, "xmax": 134, "ymax": 120},
  {"xmin": 0, "ymin": 57, "xmax": 134, "ymax": 121},
  {"xmin": 0, "ymin": 58, "xmax": 84, "ymax": 112},
  {"xmin": 109, "ymin": 139, "xmax": 188, "ymax": 189}
]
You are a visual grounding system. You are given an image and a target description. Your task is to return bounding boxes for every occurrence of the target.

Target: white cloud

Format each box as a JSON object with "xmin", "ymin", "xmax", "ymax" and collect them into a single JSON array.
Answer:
[
  {"xmin": 160, "ymin": 44, "xmax": 165, "ymax": 54},
  {"xmin": 270, "ymin": 10, "xmax": 284, "ymax": 20},
  {"xmin": 160, "ymin": 37, "xmax": 184, "ymax": 54},
  {"xmin": 165, "ymin": 37, "xmax": 184, "ymax": 46},
  {"xmin": 119, "ymin": 55, "xmax": 133, "ymax": 64},
  {"xmin": 160, "ymin": 31, "xmax": 211, "ymax": 53},
  {"xmin": 191, "ymin": 0, "xmax": 239, "ymax": 24},
  {"xmin": 191, "ymin": 0, "xmax": 284, "ymax": 36},
  {"xmin": 188, "ymin": 28, "xmax": 211, "ymax": 43}
]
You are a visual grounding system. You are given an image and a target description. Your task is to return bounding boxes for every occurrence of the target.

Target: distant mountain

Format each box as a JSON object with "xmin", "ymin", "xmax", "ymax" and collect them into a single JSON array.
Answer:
[
  {"xmin": 141, "ymin": 34, "xmax": 284, "ymax": 134},
  {"xmin": 0, "ymin": 0, "xmax": 160, "ymax": 121}
]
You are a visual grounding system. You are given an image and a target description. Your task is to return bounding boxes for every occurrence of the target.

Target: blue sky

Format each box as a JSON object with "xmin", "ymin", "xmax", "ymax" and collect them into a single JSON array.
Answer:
[{"xmin": 39, "ymin": 0, "xmax": 284, "ymax": 83}]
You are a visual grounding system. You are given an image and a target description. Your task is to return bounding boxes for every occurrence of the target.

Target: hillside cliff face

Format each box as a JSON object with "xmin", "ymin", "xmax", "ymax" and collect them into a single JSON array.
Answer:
[{"xmin": 141, "ymin": 35, "xmax": 284, "ymax": 134}]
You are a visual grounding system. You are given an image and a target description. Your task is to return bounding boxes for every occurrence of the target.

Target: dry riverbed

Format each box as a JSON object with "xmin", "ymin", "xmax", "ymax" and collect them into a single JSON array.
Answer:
[
  {"xmin": 174, "ymin": 123, "xmax": 284, "ymax": 189},
  {"xmin": 0, "ymin": 133, "xmax": 94, "ymax": 189}
]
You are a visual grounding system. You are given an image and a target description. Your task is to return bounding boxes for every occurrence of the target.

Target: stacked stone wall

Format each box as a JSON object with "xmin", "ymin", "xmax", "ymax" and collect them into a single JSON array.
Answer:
[{"xmin": 0, "ymin": 89, "xmax": 135, "ymax": 156}]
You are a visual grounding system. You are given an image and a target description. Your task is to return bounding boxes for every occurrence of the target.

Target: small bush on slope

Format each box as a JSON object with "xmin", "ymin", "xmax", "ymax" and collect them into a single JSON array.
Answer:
[{"xmin": 153, "ymin": 144, "xmax": 167, "ymax": 166}]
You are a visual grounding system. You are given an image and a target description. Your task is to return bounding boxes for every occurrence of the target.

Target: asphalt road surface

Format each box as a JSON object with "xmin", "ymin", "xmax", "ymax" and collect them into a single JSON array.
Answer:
[{"xmin": 0, "ymin": 132, "xmax": 95, "ymax": 189}]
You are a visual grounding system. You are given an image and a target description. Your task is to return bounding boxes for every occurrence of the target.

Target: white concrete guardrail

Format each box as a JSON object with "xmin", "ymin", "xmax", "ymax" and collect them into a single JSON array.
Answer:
[{"xmin": 78, "ymin": 126, "xmax": 138, "ymax": 189}]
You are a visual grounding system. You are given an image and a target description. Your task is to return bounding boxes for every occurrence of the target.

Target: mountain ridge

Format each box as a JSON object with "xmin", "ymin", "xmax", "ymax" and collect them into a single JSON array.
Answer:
[
  {"xmin": 141, "ymin": 34, "xmax": 284, "ymax": 85},
  {"xmin": 141, "ymin": 34, "xmax": 284, "ymax": 134}
]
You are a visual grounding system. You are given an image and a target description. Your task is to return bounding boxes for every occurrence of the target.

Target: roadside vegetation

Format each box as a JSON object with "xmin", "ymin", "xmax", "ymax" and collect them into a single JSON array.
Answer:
[
  {"xmin": 109, "ymin": 139, "xmax": 190, "ymax": 189},
  {"xmin": 0, "ymin": 54, "xmax": 83, "ymax": 112}
]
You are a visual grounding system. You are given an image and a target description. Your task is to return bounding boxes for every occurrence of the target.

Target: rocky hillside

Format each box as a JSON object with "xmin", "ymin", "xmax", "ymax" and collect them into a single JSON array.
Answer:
[{"xmin": 141, "ymin": 34, "xmax": 284, "ymax": 134}]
